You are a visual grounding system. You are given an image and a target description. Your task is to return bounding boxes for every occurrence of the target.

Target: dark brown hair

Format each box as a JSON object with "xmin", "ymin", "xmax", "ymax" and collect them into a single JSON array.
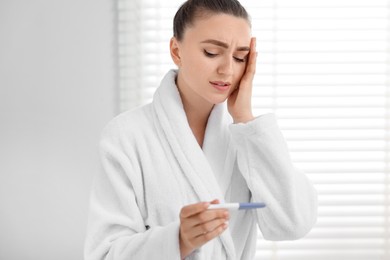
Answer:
[{"xmin": 173, "ymin": 0, "xmax": 250, "ymax": 41}]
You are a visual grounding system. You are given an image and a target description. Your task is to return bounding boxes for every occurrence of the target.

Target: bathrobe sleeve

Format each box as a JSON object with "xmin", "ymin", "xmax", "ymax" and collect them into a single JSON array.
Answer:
[
  {"xmin": 229, "ymin": 113, "xmax": 318, "ymax": 240},
  {"xmin": 84, "ymin": 122, "xmax": 181, "ymax": 260}
]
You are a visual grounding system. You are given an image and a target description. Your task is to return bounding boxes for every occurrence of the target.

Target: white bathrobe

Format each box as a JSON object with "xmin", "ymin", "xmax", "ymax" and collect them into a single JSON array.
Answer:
[{"xmin": 84, "ymin": 70, "xmax": 318, "ymax": 260}]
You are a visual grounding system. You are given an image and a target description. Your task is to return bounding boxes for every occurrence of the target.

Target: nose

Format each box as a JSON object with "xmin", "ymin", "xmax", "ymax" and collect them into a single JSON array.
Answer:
[{"xmin": 217, "ymin": 56, "xmax": 233, "ymax": 76}]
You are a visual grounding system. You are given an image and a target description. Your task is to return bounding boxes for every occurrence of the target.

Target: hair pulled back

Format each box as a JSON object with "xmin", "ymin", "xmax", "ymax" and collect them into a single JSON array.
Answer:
[{"xmin": 173, "ymin": 0, "xmax": 250, "ymax": 41}]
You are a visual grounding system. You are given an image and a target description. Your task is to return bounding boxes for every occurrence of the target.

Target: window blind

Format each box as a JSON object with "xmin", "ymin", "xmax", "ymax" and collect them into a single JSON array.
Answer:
[{"xmin": 117, "ymin": 0, "xmax": 390, "ymax": 259}]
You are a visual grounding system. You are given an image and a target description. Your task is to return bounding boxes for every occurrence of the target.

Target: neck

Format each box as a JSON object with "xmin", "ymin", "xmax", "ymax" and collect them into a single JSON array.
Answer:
[
  {"xmin": 182, "ymin": 97, "xmax": 213, "ymax": 130},
  {"xmin": 176, "ymin": 75, "xmax": 214, "ymax": 147}
]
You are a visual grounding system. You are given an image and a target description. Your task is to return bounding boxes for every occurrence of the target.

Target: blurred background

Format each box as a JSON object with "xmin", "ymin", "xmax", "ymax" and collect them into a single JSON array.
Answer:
[
  {"xmin": 1, "ymin": 0, "xmax": 389, "ymax": 260},
  {"xmin": 0, "ymin": 0, "xmax": 116, "ymax": 259}
]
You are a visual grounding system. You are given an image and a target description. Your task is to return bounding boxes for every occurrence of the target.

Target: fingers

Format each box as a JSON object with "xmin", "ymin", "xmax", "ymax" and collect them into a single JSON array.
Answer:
[
  {"xmin": 227, "ymin": 37, "xmax": 257, "ymax": 123},
  {"xmin": 184, "ymin": 207, "xmax": 229, "ymax": 229},
  {"xmin": 192, "ymin": 221, "xmax": 228, "ymax": 244},
  {"xmin": 192, "ymin": 212, "xmax": 229, "ymax": 237},
  {"xmin": 179, "ymin": 200, "xmax": 229, "ymax": 257},
  {"xmin": 180, "ymin": 201, "xmax": 210, "ymax": 218},
  {"xmin": 179, "ymin": 199, "xmax": 219, "ymax": 222},
  {"xmin": 180, "ymin": 210, "xmax": 229, "ymax": 250},
  {"xmin": 243, "ymin": 37, "xmax": 257, "ymax": 81}
]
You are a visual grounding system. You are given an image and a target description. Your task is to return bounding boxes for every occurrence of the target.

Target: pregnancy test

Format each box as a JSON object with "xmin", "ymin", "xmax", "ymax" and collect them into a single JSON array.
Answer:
[{"xmin": 208, "ymin": 202, "xmax": 266, "ymax": 210}]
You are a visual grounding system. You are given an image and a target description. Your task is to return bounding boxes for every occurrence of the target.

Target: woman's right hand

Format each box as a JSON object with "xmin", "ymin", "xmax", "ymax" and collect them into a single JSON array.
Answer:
[{"xmin": 179, "ymin": 199, "xmax": 229, "ymax": 259}]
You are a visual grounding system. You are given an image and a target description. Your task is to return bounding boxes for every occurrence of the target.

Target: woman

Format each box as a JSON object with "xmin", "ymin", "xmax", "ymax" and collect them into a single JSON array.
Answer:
[{"xmin": 84, "ymin": 0, "xmax": 318, "ymax": 259}]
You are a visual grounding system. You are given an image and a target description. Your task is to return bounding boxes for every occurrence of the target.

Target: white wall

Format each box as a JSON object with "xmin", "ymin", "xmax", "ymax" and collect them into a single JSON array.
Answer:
[{"xmin": 0, "ymin": 0, "xmax": 116, "ymax": 259}]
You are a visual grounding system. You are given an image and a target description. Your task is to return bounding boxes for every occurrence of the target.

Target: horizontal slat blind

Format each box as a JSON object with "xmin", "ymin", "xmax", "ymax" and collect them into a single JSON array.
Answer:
[{"xmin": 117, "ymin": 0, "xmax": 390, "ymax": 259}]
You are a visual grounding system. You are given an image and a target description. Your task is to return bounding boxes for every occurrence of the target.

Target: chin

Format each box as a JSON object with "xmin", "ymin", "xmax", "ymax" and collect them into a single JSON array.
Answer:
[{"xmin": 208, "ymin": 96, "xmax": 228, "ymax": 105}]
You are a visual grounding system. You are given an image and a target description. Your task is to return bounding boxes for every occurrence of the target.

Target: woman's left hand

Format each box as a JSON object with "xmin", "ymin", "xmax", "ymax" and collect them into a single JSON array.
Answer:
[{"xmin": 227, "ymin": 37, "xmax": 257, "ymax": 123}]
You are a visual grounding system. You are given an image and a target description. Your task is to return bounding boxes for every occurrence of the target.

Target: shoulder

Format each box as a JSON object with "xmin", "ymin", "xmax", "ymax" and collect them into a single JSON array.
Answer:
[{"xmin": 100, "ymin": 104, "xmax": 154, "ymax": 144}]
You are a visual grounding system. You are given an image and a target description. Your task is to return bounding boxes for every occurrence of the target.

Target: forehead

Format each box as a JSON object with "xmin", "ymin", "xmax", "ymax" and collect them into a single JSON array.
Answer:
[{"xmin": 183, "ymin": 13, "xmax": 251, "ymax": 45}]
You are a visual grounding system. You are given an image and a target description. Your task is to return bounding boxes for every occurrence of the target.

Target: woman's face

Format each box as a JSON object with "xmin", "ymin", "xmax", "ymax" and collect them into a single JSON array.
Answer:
[{"xmin": 171, "ymin": 13, "xmax": 251, "ymax": 106}]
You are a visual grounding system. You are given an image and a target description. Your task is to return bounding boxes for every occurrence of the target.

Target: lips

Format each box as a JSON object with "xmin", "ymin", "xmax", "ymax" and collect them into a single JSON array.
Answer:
[{"xmin": 210, "ymin": 81, "xmax": 231, "ymax": 91}]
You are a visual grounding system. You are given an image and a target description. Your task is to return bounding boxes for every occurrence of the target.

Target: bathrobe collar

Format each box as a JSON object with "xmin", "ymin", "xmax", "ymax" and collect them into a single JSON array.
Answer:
[{"xmin": 152, "ymin": 69, "xmax": 236, "ymax": 259}]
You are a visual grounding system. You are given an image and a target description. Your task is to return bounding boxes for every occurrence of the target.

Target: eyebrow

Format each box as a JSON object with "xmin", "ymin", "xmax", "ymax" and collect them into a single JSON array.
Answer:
[{"xmin": 200, "ymin": 39, "xmax": 250, "ymax": 51}]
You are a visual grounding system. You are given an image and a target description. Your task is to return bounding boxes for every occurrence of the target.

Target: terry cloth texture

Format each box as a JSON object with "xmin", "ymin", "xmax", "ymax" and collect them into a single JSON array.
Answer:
[{"xmin": 84, "ymin": 69, "xmax": 318, "ymax": 260}]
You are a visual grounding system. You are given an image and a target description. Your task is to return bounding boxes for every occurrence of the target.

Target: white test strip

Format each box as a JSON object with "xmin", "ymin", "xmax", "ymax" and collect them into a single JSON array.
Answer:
[{"xmin": 208, "ymin": 202, "xmax": 266, "ymax": 210}]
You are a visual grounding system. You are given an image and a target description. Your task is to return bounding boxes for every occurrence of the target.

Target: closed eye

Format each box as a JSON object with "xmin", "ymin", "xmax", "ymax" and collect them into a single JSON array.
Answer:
[
  {"xmin": 204, "ymin": 49, "xmax": 246, "ymax": 63},
  {"xmin": 203, "ymin": 49, "xmax": 217, "ymax": 57},
  {"xmin": 234, "ymin": 57, "xmax": 246, "ymax": 63}
]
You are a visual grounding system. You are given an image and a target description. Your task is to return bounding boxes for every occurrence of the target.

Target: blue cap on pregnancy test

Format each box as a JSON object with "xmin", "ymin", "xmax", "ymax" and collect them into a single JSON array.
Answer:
[{"xmin": 238, "ymin": 202, "xmax": 266, "ymax": 210}]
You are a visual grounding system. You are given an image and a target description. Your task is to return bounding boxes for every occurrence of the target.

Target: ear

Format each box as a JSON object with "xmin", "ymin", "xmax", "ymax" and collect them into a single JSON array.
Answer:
[{"xmin": 170, "ymin": 37, "xmax": 181, "ymax": 67}]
